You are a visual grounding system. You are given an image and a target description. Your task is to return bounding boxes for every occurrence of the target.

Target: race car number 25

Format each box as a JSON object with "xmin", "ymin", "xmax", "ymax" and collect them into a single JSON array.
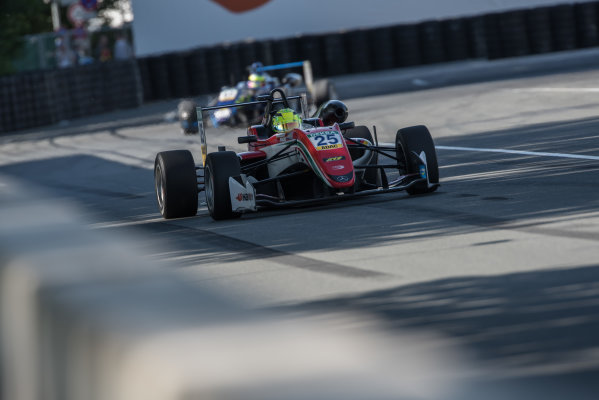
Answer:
[{"xmin": 309, "ymin": 131, "xmax": 343, "ymax": 151}]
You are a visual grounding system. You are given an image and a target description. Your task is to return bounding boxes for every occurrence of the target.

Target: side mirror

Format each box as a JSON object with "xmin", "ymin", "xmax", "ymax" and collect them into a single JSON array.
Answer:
[
  {"xmin": 338, "ymin": 121, "xmax": 355, "ymax": 130},
  {"xmin": 238, "ymin": 136, "xmax": 258, "ymax": 144}
]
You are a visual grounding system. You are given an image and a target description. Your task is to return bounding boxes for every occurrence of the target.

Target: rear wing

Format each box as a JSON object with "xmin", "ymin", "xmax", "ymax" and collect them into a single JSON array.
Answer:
[
  {"xmin": 256, "ymin": 61, "xmax": 314, "ymax": 97},
  {"xmin": 195, "ymin": 94, "xmax": 306, "ymax": 167}
]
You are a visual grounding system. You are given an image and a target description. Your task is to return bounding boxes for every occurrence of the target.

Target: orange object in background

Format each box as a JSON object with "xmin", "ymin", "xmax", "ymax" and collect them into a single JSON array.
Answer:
[{"xmin": 211, "ymin": 0, "xmax": 271, "ymax": 13}]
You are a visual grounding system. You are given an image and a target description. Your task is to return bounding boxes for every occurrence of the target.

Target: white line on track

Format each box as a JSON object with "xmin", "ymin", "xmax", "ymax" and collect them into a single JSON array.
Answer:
[
  {"xmin": 436, "ymin": 145, "xmax": 599, "ymax": 161},
  {"xmin": 379, "ymin": 143, "xmax": 599, "ymax": 161},
  {"xmin": 506, "ymin": 88, "xmax": 599, "ymax": 93}
]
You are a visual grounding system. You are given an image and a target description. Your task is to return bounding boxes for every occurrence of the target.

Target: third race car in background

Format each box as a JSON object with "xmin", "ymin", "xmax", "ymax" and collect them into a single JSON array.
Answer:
[{"xmin": 178, "ymin": 61, "xmax": 337, "ymax": 133}]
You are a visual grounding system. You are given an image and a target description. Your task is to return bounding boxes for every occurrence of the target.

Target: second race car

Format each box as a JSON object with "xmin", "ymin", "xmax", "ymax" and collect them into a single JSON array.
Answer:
[{"xmin": 178, "ymin": 61, "xmax": 337, "ymax": 133}]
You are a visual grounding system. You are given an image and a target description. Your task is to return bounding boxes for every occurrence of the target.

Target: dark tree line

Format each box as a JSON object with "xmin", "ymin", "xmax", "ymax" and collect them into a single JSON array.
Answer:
[
  {"xmin": 0, "ymin": 0, "xmax": 52, "ymax": 75},
  {"xmin": 0, "ymin": 0, "xmax": 124, "ymax": 75}
]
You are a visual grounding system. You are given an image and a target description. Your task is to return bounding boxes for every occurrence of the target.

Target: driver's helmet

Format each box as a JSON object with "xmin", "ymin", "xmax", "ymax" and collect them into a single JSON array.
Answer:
[
  {"xmin": 272, "ymin": 108, "xmax": 302, "ymax": 134},
  {"xmin": 247, "ymin": 72, "xmax": 267, "ymax": 89},
  {"xmin": 249, "ymin": 62, "xmax": 264, "ymax": 73}
]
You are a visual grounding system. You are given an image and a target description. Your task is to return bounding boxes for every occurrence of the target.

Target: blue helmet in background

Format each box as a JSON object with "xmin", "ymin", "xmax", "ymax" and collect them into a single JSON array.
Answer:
[{"xmin": 249, "ymin": 62, "xmax": 264, "ymax": 73}]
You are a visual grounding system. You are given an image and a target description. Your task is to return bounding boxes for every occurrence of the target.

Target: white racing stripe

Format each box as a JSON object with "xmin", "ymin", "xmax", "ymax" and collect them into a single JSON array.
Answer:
[
  {"xmin": 379, "ymin": 143, "xmax": 599, "ymax": 161},
  {"xmin": 435, "ymin": 145, "xmax": 599, "ymax": 161},
  {"xmin": 506, "ymin": 88, "xmax": 599, "ymax": 93}
]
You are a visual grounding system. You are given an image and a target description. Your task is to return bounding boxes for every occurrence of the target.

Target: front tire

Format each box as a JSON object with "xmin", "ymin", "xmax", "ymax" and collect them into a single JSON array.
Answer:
[
  {"xmin": 204, "ymin": 151, "xmax": 242, "ymax": 220},
  {"xmin": 395, "ymin": 125, "xmax": 439, "ymax": 195},
  {"xmin": 155, "ymin": 150, "xmax": 198, "ymax": 219}
]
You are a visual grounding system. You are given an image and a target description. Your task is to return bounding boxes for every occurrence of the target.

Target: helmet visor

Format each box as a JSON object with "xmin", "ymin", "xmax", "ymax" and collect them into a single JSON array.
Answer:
[
  {"xmin": 273, "ymin": 109, "xmax": 301, "ymax": 133},
  {"xmin": 248, "ymin": 73, "xmax": 265, "ymax": 89},
  {"xmin": 274, "ymin": 120, "xmax": 299, "ymax": 133}
]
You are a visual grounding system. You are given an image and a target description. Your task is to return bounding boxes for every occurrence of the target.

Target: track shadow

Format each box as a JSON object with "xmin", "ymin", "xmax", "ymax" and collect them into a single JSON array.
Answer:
[
  {"xmin": 0, "ymin": 154, "xmax": 157, "ymax": 223},
  {"xmin": 278, "ymin": 264, "xmax": 599, "ymax": 399},
  {"xmin": 0, "ymin": 112, "xmax": 597, "ymax": 264},
  {"xmin": 437, "ymin": 114, "xmax": 599, "ymax": 153}
]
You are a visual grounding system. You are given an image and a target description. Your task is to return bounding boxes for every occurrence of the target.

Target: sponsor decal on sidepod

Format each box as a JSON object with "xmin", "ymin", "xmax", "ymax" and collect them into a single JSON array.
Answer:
[{"xmin": 324, "ymin": 156, "xmax": 345, "ymax": 162}]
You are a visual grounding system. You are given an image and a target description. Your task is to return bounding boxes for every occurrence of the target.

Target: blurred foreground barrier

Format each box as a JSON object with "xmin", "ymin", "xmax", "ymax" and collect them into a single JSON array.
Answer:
[{"xmin": 0, "ymin": 176, "xmax": 467, "ymax": 400}]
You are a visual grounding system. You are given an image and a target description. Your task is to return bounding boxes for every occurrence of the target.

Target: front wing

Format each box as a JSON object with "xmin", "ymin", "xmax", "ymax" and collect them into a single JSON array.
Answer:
[{"xmin": 227, "ymin": 150, "xmax": 438, "ymax": 213}]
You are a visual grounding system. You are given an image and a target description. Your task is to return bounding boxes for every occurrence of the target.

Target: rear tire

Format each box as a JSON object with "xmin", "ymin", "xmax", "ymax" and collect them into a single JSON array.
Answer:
[
  {"xmin": 155, "ymin": 150, "xmax": 198, "ymax": 219},
  {"xmin": 205, "ymin": 151, "xmax": 242, "ymax": 220},
  {"xmin": 343, "ymin": 125, "xmax": 378, "ymax": 187},
  {"xmin": 395, "ymin": 125, "xmax": 439, "ymax": 195}
]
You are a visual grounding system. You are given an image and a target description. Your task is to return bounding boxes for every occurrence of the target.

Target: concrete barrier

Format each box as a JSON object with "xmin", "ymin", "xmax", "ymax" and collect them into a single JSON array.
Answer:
[{"xmin": 0, "ymin": 176, "xmax": 468, "ymax": 400}]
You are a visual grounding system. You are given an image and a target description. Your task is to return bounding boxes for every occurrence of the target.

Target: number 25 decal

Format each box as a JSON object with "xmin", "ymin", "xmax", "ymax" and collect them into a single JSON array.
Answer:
[{"xmin": 315, "ymin": 134, "xmax": 339, "ymax": 146}]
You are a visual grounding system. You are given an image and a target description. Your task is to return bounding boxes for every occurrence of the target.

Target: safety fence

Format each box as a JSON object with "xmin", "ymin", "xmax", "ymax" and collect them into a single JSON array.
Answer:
[
  {"xmin": 1, "ymin": 1, "xmax": 599, "ymax": 133},
  {"xmin": 136, "ymin": 1, "xmax": 599, "ymax": 101},
  {"xmin": 0, "ymin": 60, "xmax": 142, "ymax": 133}
]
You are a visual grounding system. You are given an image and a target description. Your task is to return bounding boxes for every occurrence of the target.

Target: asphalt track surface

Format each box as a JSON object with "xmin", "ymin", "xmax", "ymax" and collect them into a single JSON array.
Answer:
[{"xmin": 1, "ymin": 51, "xmax": 599, "ymax": 398}]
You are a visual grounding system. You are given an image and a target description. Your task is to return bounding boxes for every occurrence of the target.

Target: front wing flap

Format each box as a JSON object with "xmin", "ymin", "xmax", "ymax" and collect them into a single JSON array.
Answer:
[{"xmin": 254, "ymin": 176, "xmax": 432, "ymax": 209}]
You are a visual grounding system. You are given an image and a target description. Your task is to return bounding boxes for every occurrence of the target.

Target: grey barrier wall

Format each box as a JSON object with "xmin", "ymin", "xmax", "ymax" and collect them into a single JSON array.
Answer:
[
  {"xmin": 0, "ymin": 60, "xmax": 142, "ymax": 134},
  {"xmin": 136, "ymin": 1, "xmax": 599, "ymax": 102},
  {"xmin": 0, "ymin": 176, "xmax": 465, "ymax": 400},
  {"xmin": 1, "ymin": 1, "xmax": 598, "ymax": 134}
]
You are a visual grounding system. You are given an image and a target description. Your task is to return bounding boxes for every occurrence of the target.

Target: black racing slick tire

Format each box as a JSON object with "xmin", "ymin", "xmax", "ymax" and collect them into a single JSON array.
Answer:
[
  {"xmin": 395, "ymin": 125, "xmax": 439, "ymax": 195},
  {"xmin": 204, "ymin": 151, "xmax": 242, "ymax": 220},
  {"xmin": 155, "ymin": 150, "xmax": 198, "ymax": 219},
  {"xmin": 343, "ymin": 125, "xmax": 378, "ymax": 186},
  {"xmin": 313, "ymin": 79, "xmax": 338, "ymax": 106}
]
